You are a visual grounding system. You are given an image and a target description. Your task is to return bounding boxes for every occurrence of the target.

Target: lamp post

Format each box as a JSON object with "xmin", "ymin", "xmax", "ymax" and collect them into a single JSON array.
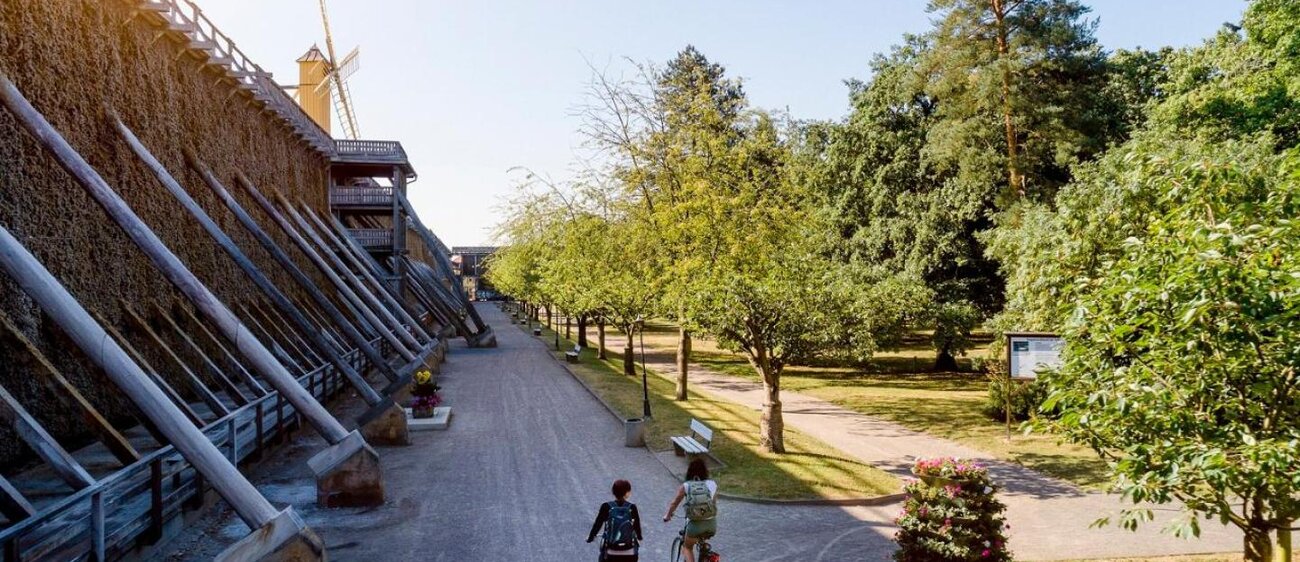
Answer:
[{"xmin": 636, "ymin": 316, "xmax": 652, "ymax": 419}]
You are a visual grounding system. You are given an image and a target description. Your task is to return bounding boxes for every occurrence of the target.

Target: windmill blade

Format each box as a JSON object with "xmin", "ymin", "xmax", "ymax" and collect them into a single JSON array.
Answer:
[
  {"xmin": 318, "ymin": 0, "xmax": 360, "ymax": 139},
  {"xmin": 336, "ymin": 47, "xmax": 361, "ymax": 82},
  {"xmin": 312, "ymin": 47, "xmax": 360, "ymax": 96}
]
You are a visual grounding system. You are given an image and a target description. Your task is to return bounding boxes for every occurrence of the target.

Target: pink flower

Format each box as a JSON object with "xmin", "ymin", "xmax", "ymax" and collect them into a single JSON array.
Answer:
[{"xmin": 982, "ymin": 549, "xmax": 991, "ymax": 557}]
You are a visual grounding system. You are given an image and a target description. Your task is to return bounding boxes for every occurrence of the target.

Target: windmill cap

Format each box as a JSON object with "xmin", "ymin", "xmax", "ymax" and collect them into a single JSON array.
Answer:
[{"xmin": 297, "ymin": 44, "xmax": 328, "ymax": 63}]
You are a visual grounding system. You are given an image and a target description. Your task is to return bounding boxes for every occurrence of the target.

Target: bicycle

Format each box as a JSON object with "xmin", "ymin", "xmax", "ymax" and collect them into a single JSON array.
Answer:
[{"xmin": 667, "ymin": 515, "xmax": 719, "ymax": 562}]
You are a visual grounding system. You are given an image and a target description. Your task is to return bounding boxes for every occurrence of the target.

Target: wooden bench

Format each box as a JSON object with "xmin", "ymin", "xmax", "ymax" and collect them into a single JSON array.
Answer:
[
  {"xmin": 565, "ymin": 344, "xmax": 582, "ymax": 363},
  {"xmin": 671, "ymin": 419, "xmax": 714, "ymax": 460}
]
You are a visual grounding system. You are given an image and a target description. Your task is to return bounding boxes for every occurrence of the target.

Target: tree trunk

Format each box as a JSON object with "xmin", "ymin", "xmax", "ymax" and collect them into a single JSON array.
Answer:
[
  {"xmin": 546, "ymin": 306, "xmax": 552, "ymax": 329},
  {"xmin": 1244, "ymin": 524, "xmax": 1274, "ymax": 562},
  {"xmin": 1277, "ymin": 526, "xmax": 1292, "ymax": 562},
  {"xmin": 578, "ymin": 315, "xmax": 588, "ymax": 347},
  {"xmin": 597, "ymin": 319, "xmax": 607, "ymax": 360},
  {"xmin": 621, "ymin": 326, "xmax": 637, "ymax": 374},
  {"xmin": 992, "ymin": 0, "xmax": 1023, "ymax": 197},
  {"xmin": 565, "ymin": 312, "xmax": 571, "ymax": 340},
  {"xmin": 935, "ymin": 348, "xmax": 958, "ymax": 372},
  {"xmin": 623, "ymin": 327, "xmax": 636, "ymax": 377},
  {"xmin": 759, "ymin": 364, "xmax": 785, "ymax": 453},
  {"xmin": 675, "ymin": 327, "xmax": 691, "ymax": 401}
]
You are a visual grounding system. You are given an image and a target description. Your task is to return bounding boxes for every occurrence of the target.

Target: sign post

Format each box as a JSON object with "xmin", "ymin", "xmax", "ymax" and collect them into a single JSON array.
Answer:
[{"xmin": 1002, "ymin": 332, "xmax": 1064, "ymax": 441}]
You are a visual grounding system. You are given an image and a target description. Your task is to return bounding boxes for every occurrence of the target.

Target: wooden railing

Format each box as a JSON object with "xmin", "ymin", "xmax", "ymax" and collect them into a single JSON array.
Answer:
[
  {"xmin": 0, "ymin": 339, "xmax": 386, "ymax": 561},
  {"xmin": 131, "ymin": 0, "xmax": 335, "ymax": 157},
  {"xmin": 348, "ymin": 228, "xmax": 393, "ymax": 251},
  {"xmin": 333, "ymin": 140, "xmax": 408, "ymax": 164},
  {"xmin": 329, "ymin": 186, "xmax": 394, "ymax": 208}
]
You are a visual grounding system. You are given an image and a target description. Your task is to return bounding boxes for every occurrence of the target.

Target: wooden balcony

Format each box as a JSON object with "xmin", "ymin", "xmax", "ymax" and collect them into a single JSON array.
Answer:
[
  {"xmin": 348, "ymin": 228, "xmax": 393, "ymax": 252},
  {"xmin": 331, "ymin": 140, "xmax": 415, "ymax": 179},
  {"xmin": 329, "ymin": 186, "xmax": 393, "ymax": 211}
]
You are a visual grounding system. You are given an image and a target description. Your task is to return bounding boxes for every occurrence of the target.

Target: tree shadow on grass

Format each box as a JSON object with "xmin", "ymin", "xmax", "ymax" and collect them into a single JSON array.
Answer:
[{"xmin": 536, "ymin": 322, "xmax": 900, "ymax": 501}]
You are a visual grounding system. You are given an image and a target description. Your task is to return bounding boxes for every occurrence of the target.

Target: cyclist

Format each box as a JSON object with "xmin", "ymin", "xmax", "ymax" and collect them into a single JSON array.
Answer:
[
  {"xmin": 662, "ymin": 459, "xmax": 717, "ymax": 562},
  {"xmin": 587, "ymin": 479, "xmax": 643, "ymax": 561}
]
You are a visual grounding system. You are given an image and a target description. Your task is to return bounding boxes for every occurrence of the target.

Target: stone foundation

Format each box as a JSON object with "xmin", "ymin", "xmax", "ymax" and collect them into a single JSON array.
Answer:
[{"xmin": 307, "ymin": 430, "xmax": 385, "ymax": 508}]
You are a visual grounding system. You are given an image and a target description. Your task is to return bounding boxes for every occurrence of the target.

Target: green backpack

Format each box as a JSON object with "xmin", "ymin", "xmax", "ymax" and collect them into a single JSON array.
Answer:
[{"xmin": 684, "ymin": 481, "xmax": 717, "ymax": 521}]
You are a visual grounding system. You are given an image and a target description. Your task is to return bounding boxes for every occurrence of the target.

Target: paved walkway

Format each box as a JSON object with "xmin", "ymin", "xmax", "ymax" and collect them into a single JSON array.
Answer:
[
  {"xmin": 639, "ymin": 354, "xmax": 1243, "ymax": 560},
  {"xmin": 150, "ymin": 304, "xmax": 901, "ymax": 561}
]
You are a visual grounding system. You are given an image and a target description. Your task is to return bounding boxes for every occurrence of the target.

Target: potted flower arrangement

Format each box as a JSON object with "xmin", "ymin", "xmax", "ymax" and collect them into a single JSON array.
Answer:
[
  {"xmin": 894, "ymin": 457, "xmax": 1011, "ymax": 561},
  {"xmin": 410, "ymin": 369, "xmax": 442, "ymax": 419}
]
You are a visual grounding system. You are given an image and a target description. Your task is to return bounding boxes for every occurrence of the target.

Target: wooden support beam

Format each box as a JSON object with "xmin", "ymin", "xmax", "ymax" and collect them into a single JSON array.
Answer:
[
  {"xmin": 148, "ymin": 304, "xmax": 252, "ymax": 408},
  {"xmin": 241, "ymin": 180, "xmax": 417, "ymax": 364},
  {"xmin": 249, "ymin": 299, "xmax": 322, "ymax": 368},
  {"xmin": 0, "ymin": 473, "xmax": 35, "ymax": 522},
  {"xmin": 397, "ymin": 192, "xmax": 490, "ymax": 334},
  {"xmin": 404, "ymin": 257, "xmax": 474, "ymax": 336},
  {"xmin": 92, "ymin": 309, "xmax": 208, "ymax": 424},
  {"xmin": 238, "ymin": 303, "xmax": 307, "ymax": 374},
  {"xmin": 211, "ymin": 172, "xmax": 402, "ymax": 383},
  {"xmin": 279, "ymin": 196, "xmax": 423, "ymax": 353},
  {"xmin": 120, "ymin": 304, "xmax": 237, "ymax": 421},
  {"xmin": 400, "ymin": 266, "xmax": 457, "ymax": 331},
  {"xmin": 0, "ymin": 383, "xmax": 96, "ymax": 490},
  {"xmin": 308, "ymin": 205, "xmax": 433, "ymax": 344},
  {"xmin": 297, "ymin": 297, "xmax": 346, "ymax": 353},
  {"xmin": 0, "ymin": 220, "xmax": 278, "ymax": 530},
  {"xmin": 173, "ymin": 304, "xmax": 267, "ymax": 397},
  {"xmin": 0, "ymin": 313, "xmax": 140, "ymax": 465},
  {"xmin": 7, "ymin": 103, "xmax": 352, "ymax": 448}
]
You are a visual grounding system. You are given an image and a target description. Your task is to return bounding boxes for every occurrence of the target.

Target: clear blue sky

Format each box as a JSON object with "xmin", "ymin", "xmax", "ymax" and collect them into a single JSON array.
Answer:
[{"xmin": 202, "ymin": 1, "xmax": 1246, "ymax": 247}]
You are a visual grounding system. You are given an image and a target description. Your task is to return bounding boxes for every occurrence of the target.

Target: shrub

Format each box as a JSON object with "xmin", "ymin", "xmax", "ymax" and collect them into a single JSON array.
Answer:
[
  {"xmin": 978, "ymin": 360, "xmax": 1049, "ymax": 422},
  {"xmin": 981, "ymin": 375, "xmax": 1049, "ymax": 422},
  {"xmin": 894, "ymin": 458, "xmax": 1012, "ymax": 561}
]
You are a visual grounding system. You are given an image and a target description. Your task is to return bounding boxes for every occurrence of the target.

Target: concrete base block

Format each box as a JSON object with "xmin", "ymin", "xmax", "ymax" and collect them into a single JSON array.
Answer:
[
  {"xmin": 308, "ymin": 430, "xmax": 385, "ymax": 508},
  {"xmin": 358, "ymin": 400, "xmax": 410, "ymax": 447},
  {"xmin": 215, "ymin": 509, "xmax": 324, "ymax": 562},
  {"xmin": 404, "ymin": 406, "xmax": 452, "ymax": 431},
  {"xmin": 467, "ymin": 328, "xmax": 497, "ymax": 348}
]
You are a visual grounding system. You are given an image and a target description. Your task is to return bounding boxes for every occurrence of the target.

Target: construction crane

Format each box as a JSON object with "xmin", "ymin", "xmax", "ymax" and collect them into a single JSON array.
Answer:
[{"xmin": 316, "ymin": 0, "xmax": 361, "ymax": 139}]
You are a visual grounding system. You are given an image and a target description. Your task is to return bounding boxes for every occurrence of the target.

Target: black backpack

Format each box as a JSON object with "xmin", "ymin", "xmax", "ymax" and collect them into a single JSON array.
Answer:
[{"xmin": 602, "ymin": 501, "xmax": 638, "ymax": 552}]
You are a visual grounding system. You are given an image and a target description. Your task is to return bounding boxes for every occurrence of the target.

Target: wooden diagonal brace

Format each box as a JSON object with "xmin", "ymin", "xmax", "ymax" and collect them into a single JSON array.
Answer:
[
  {"xmin": 207, "ymin": 172, "xmax": 400, "ymax": 383},
  {"xmin": 279, "ymin": 195, "xmax": 423, "ymax": 354},
  {"xmin": 98, "ymin": 310, "xmax": 210, "ymax": 424},
  {"xmin": 148, "ymin": 304, "xmax": 251, "ymax": 408},
  {"xmin": 0, "ymin": 313, "xmax": 140, "ymax": 465},
  {"xmin": 0, "ymin": 383, "xmax": 95, "ymax": 490},
  {"xmin": 0, "ymin": 473, "xmax": 35, "ymax": 522},
  {"xmin": 172, "ymin": 304, "xmax": 267, "ymax": 397}
]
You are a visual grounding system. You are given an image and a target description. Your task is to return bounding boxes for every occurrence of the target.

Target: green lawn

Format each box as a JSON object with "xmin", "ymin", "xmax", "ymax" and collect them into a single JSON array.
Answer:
[
  {"xmin": 521, "ymin": 318, "xmax": 900, "ymax": 500},
  {"xmin": 615, "ymin": 319, "xmax": 1112, "ymax": 489}
]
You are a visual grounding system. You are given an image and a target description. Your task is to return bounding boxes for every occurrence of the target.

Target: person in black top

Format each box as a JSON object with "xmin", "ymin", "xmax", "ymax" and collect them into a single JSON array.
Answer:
[{"xmin": 587, "ymin": 479, "xmax": 643, "ymax": 561}]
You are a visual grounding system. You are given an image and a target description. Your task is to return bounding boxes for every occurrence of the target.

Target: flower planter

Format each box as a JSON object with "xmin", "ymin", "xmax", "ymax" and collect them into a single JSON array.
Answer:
[{"xmin": 412, "ymin": 406, "xmax": 435, "ymax": 419}]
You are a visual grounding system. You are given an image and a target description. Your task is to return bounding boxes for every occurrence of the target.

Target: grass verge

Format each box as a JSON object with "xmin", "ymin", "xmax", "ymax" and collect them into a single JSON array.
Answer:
[
  {"xmin": 624, "ymin": 320, "xmax": 1111, "ymax": 489},
  {"xmin": 522, "ymin": 318, "xmax": 899, "ymax": 500}
]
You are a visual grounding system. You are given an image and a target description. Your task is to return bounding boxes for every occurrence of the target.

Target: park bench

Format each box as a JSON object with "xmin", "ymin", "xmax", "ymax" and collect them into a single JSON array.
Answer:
[
  {"xmin": 565, "ymin": 343, "xmax": 582, "ymax": 363},
  {"xmin": 671, "ymin": 419, "xmax": 714, "ymax": 461}
]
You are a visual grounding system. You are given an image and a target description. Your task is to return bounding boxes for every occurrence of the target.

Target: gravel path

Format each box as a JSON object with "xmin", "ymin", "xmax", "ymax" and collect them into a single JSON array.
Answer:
[{"xmin": 641, "ymin": 350, "xmax": 1244, "ymax": 560}]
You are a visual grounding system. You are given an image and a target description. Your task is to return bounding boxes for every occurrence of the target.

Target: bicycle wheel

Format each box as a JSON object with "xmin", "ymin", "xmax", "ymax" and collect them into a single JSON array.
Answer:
[{"xmin": 669, "ymin": 536, "xmax": 684, "ymax": 562}]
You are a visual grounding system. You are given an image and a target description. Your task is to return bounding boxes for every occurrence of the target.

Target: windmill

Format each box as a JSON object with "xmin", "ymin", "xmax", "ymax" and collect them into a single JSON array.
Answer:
[{"xmin": 316, "ymin": 0, "xmax": 361, "ymax": 140}]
